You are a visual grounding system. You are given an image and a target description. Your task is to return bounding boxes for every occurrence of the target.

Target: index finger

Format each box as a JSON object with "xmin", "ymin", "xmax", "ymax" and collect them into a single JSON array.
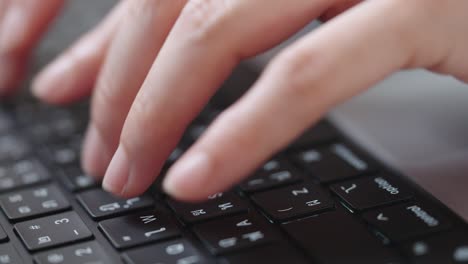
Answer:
[{"xmin": 102, "ymin": 0, "xmax": 333, "ymax": 197}]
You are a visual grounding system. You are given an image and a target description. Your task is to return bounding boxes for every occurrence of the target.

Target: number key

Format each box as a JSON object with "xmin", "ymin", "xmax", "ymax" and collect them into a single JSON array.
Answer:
[
  {"xmin": 99, "ymin": 208, "xmax": 180, "ymax": 249},
  {"xmin": 34, "ymin": 241, "xmax": 113, "ymax": 264},
  {"xmin": 77, "ymin": 189, "xmax": 153, "ymax": 219},
  {"xmin": 15, "ymin": 212, "xmax": 93, "ymax": 251}
]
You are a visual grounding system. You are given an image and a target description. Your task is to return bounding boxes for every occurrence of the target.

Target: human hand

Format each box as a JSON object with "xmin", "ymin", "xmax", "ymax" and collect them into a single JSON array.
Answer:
[
  {"xmin": 0, "ymin": 0, "xmax": 63, "ymax": 95},
  {"xmin": 32, "ymin": 0, "xmax": 468, "ymax": 201}
]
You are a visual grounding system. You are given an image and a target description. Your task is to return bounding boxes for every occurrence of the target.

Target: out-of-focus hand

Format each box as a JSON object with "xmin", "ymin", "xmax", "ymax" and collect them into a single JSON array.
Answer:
[
  {"xmin": 0, "ymin": 0, "xmax": 63, "ymax": 95},
  {"xmin": 32, "ymin": 0, "xmax": 468, "ymax": 201}
]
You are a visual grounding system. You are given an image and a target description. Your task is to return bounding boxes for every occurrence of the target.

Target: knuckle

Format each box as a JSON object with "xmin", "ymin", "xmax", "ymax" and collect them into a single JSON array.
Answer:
[
  {"xmin": 90, "ymin": 85, "xmax": 123, "ymax": 145},
  {"xmin": 272, "ymin": 47, "xmax": 329, "ymax": 99},
  {"xmin": 120, "ymin": 96, "xmax": 154, "ymax": 146},
  {"xmin": 179, "ymin": 0, "xmax": 233, "ymax": 43}
]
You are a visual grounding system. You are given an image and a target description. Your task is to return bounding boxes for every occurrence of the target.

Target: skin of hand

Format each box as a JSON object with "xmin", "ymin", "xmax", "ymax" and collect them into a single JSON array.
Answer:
[{"xmin": 2, "ymin": 0, "xmax": 468, "ymax": 201}]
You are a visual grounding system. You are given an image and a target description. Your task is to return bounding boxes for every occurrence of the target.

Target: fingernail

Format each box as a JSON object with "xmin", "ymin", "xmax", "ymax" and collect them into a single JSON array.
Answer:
[
  {"xmin": 163, "ymin": 152, "xmax": 211, "ymax": 198},
  {"xmin": 103, "ymin": 146, "xmax": 130, "ymax": 195},
  {"xmin": 32, "ymin": 58, "xmax": 72, "ymax": 99},
  {"xmin": 82, "ymin": 125, "xmax": 110, "ymax": 178}
]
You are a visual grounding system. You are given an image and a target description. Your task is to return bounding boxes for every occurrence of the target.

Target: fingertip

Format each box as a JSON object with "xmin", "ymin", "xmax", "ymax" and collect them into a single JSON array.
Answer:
[
  {"xmin": 102, "ymin": 146, "xmax": 130, "ymax": 196},
  {"xmin": 31, "ymin": 58, "xmax": 73, "ymax": 104},
  {"xmin": 163, "ymin": 152, "xmax": 213, "ymax": 202},
  {"xmin": 81, "ymin": 125, "xmax": 112, "ymax": 179}
]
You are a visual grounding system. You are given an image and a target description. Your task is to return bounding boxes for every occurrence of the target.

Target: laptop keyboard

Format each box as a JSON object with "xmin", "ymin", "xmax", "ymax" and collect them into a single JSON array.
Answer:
[{"xmin": 0, "ymin": 95, "xmax": 465, "ymax": 264}]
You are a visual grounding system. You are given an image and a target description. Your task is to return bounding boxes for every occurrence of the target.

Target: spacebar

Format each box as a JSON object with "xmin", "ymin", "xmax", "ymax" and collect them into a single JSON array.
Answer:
[{"xmin": 283, "ymin": 209, "xmax": 400, "ymax": 264}]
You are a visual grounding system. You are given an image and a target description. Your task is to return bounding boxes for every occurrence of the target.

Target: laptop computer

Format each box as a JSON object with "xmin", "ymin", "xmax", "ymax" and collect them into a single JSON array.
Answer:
[{"xmin": 0, "ymin": 1, "xmax": 466, "ymax": 263}]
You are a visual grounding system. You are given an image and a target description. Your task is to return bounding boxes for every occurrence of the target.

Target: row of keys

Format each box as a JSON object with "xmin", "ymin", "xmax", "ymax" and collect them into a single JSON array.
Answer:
[
  {"xmin": 0, "ymin": 158, "xmax": 50, "ymax": 193},
  {"xmin": 0, "ymin": 100, "xmax": 463, "ymax": 264}
]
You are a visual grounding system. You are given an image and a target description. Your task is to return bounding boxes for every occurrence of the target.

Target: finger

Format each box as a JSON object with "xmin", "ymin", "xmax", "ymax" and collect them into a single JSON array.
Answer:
[
  {"xmin": 82, "ymin": 0, "xmax": 187, "ymax": 179},
  {"xmin": 32, "ymin": 0, "xmax": 128, "ymax": 104},
  {"xmin": 102, "ymin": 0, "xmax": 334, "ymax": 198},
  {"xmin": 319, "ymin": 0, "xmax": 362, "ymax": 21},
  {"xmin": 163, "ymin": 0, "xmax": 420, "ymax": 201},
  {"xmin": 0, "ymin": 0, "xmax": 64, "ymax": 95}
]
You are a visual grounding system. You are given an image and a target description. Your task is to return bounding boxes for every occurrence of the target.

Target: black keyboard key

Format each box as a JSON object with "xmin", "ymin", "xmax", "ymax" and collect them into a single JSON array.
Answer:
[
  {"xmin": 0, "ymin": 158, "xmax": 51, "ymax": 193},
  {"xmin": 251, "ymin": 183, "xmax": 334, "ymax": 222},
  {"xmin": 49, "ymin": 114, "xmax": 84, "ymax": 139},
  {"xmin": 99, "ymin": 208, "xmax": 180, "ymax": 249},
  {"xmin": 240, "ymin": 159, "xmax": 304, "ymax": 193},
  {"xmin": 193, "ymin": 213, "xmax": 279, "ymax": 255},
  {"xmin": 122, "ymin": 239, "xmax": 208, "ymax": 264},
  {"xmin": 43, "ymin": 145, "xmax": 79, "ymax": 166},
  {"xmin": 27, "ymin": 123, "xmax": 55, "ymax": 143},
  {"xmin": 402, "ymin": 231, "xmax": 468, "ymax": 264},
  {"xmin": 59, "ymin": 167, "xmax": 98, "ymax": 192},
  {"xmin": 330, "ymin": 174, "xmax": 412, "ymax": 211},
  {"xmin": 34, "ymin": 241, "xmax": 114, "ymax": 264},
  {"xmin": 0, "ymin": 244, "xmax": 23, "ymax": 264},
  {"xmin": 221, "ymin": 243, "xmax": 308, "ymax": 264},
  {"xmin": 167, "ymin": 191, "xmax": 248, "ymax": 224},
  {"xmin": 283, "ymin": 208, "xmax": 401, "ymax": 264},
  {"xmin": 0, "ymin": 185, "xmax": 70, "ymax": 220},
  {"xmin": 0, "ymin": 135, "xmax": 31, "ymax": 161},
  {"xmin": 292, "ymin": 143, "xmax": 373, "ymax": 182},
  {"xmin": 15, "ymin": 212, "xmax": 93, "ymax": 251},
  {"xmin": 363, "ymin": 202, "xmax": 451, "ymax": 242},
  {"xmin": 77, "ymin": 189, "xmax": 153, "ymax": 219},
  {"xmin": 289, "ymin": 121, "xmax": 337, "ymax": 148}
]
